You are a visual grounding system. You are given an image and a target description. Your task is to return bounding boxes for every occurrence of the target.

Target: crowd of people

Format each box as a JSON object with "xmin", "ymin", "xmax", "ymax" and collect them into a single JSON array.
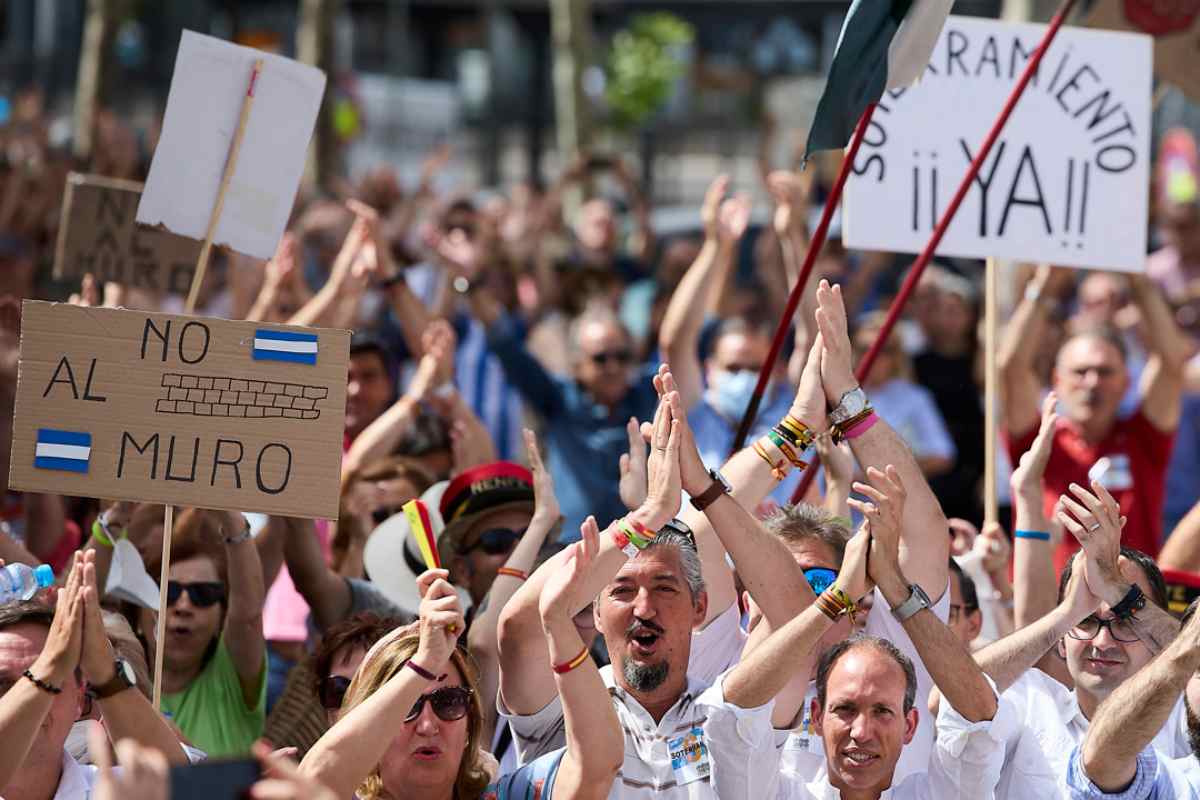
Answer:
[{"xmin": 2, "ymin": 84, "xmax": 1200, "ymax": 799}]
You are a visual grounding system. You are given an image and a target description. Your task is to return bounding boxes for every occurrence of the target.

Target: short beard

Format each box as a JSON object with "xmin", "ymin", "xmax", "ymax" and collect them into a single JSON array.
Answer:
[
  {"xmin": 622, "ymin": 659, "xmax": 669, "ymax": 692},
  {"xmin": 1187, "ymin": 697, "xmax": 1200, "ymax": 760}
]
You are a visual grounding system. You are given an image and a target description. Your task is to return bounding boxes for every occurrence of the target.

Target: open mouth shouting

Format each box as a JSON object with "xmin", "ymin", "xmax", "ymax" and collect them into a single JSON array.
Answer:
[
  {"xmin": 411, "ymin": 745, "xmax": 444, "ymax": 762},
  {"xmin": 626, "ymin": 619, "xmax": 665, "ymax": 660}
]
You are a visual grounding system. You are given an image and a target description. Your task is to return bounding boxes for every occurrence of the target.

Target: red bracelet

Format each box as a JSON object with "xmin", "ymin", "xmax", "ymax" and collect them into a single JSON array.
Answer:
[
  {"xmin": 496, "ymin": 567, "xmax": 528, "ymax": 581},
  {"xmin": 552, "ymin": 646, "xmax": 590, "ymax": 675},
  {"xmin": 405, "ymin": 660, "xmax": 447, "ymax": 682},
  {"xmin": 627, "ymin": 517, "xmax": 654, "ymax": 539}
]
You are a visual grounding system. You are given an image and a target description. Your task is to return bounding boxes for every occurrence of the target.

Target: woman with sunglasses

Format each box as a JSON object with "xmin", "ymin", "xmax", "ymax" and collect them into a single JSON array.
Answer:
[
  {"xmin": 137, "ymin": 507, "xmax": 267, "ymax": 758},
  {"xmin": 301, "ymin": 519, "xmax": 622, "ymax": 800}
]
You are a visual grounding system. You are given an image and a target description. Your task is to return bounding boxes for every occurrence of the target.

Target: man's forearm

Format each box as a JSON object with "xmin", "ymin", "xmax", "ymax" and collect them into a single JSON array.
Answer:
[
  {"xmin": 1013, "ymin": 494, "xmax": 1057, "ymax": 628},
  {"xmin": 23, "ymin": 492, "xmax": 66, "ymax": 560},
  {"xmin": 878, "ymin": 572, "xmax": 996, "ymax": 722},
  {"xmin": 97, "ymin": 691, "xmax": 189, "ymax": 765},
  {"xmin": 1114, "ymin": 590, "xmax": 1179, "ymax": 656},
  {"xmin": 1082, "ymin": 637, "xmax": 1200, "ymax": 792},
  {"xmin": 974, "ymin": 603, "xmax": 1076, "ymax": 693},
  {"xmin": 723, "ymin": 603, "xmax": 834, "ymax": 709},
  {"xmin": 282, "ymin": 517, "xmax": 352, "ymax": 631},
  {"xmin": 0, "ymin": 680, "xmax": 53, "ymax": 788},
  {"xmin": 1133, "ymin": 277, "xmax": 1195, "ymax": 371}
]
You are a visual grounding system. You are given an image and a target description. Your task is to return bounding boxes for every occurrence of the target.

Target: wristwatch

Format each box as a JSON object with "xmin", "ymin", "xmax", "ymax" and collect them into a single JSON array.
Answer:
[
  {"xmin": 92, "ymin": 658, "xmax": 137, "ymax": 699},
  {"xmin": 224, "ymin": 517, "xmax": 253, "ymax": 546},
  {"xmin": 690, "ymin": 469, "xmax": 731, "ymax": 512},
  {"xmin": 829, "ymin": 387, "xmax": 869, "ymax": 427},
  {"xmin": 890, "ymin": 584, "xmax": 932, "ymax": 622},
  {"xmin": 1111, "ymin": 584, "xmax": 1146, "ymax": 619}
]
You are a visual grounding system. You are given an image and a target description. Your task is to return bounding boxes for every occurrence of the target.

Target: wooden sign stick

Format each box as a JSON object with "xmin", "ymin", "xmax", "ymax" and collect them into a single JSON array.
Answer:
[
  {"xmin": 152, "ymin": 504, "xmax": 174, "ymax": 709},
  {"xmin": 184, "ymin": 58, "xmax": 264, "ymax": 315},
  {"xmin": 983, "ymin": 256, "xmax": 999, "ymax": 527}
]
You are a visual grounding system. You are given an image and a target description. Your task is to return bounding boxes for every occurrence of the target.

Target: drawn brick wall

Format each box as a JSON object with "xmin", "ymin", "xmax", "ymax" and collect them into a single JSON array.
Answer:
[{"xmin": 155, "ymin": 374, "xmax": 327, "ymax": 420}]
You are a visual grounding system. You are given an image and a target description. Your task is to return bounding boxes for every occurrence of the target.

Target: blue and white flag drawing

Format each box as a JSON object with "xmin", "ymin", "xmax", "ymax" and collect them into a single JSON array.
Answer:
[
  {"xmin": 35, "ymin": 429, "xmax": 91, "ymax": 473},
  {"xmin": 253, "ymin": 329, "xmax": 318, "ymax": 365}
]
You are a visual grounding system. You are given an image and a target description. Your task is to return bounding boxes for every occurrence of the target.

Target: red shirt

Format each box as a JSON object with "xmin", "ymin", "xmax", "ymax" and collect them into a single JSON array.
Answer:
[{"xmin": 1004, "ymin": 409, "xmax": 1175, "ymax": 575}]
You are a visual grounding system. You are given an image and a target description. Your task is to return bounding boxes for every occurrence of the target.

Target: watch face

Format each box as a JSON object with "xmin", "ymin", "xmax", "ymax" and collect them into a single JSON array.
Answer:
[
  {"xmin": 832, "ymin": 387, "xmax": 867, "ymax": 423},
  {"xmin": 711, "ymin": 469, "xmax": 732, "ymax": 492},
  {"xmin": 118, "ymin": 660, "xmax": 136, "ymax": 686}
]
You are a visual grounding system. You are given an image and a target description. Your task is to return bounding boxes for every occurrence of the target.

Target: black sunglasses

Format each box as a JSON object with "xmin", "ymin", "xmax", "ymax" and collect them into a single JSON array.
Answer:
[
  {"xmin": 460, "ymin": 528, "xmax": 524, "ymax": 556},
  {"xmin": 319, "ymin": 675, "xmax": 352, "ymax": 710},
  {"xmin": 166, "ymin": 581, "xmax": 226, "ymax": 608},
  {"xmin": 590, "ymin": 350, "xmax": 633, "ymax": 367},
  {"xmin": 405, "ymin": 686, "xmax": 473, "ymax": 723}
]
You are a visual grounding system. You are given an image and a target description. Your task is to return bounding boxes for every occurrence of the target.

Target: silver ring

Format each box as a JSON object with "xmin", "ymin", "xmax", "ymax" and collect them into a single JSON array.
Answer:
[{"xmin": 1087, "ymin": 522, "xmax": 1102, "ymax": 532}]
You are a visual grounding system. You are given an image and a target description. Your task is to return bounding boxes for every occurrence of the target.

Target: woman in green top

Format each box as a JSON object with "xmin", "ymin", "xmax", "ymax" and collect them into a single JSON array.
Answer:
[{"xmin": 138, "ymin": 507, "xmax": 267, "ymax": 757}]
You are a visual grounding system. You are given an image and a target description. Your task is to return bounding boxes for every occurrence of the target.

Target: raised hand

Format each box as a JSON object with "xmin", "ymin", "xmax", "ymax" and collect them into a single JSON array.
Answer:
[
  {"xmin": 525, "ymin": 429, "xmax": 561, "ymax": 528},
  {"xmin": 435, "ymin": 228, "xmax": 483, "ymax": 280},
  {"xmin": 1011, "ymin": 391, "xmax": 1058, "ymax": 506},
  {"xmin": 659, "ymin": 368, "xmax": 710, "ymax": 497},
  {"xmin": 250, "ymin": 741, "xmax": 338, "ymax": 800},
  {"xmin": 948, "ymin": 518, "xmax": 978, "ymax": 558},
  {"xmin": 31, "ymin": 551, "xmax": 85, "ymax": 687},
  {"xmin": 414, "ymin": 569, "xmax": 465, "ymax": 672},
  {"xmin": 700, "ymin": 175, "xmax": 730, "ymax": 242},
  {"xmin": 814, "ymin": 280, "xmax": 857, "ymax": 407},
  {"xmin": 618, "ymin": 417, "xmax": 648, "ymax": 512},
  {"xmin": 422, "ymin": 319, "xmax": 458, "ymax": 388},
  {"xmin": 851, "ymin": 465, "xmax": 907, "ymax": 588},
  {"xmin": 78, "ymin": 550, "xmax": 119, "ymax": 689},
  {"xmin": 641, "ymin": 372, "xmax": 683, "ymax": 529},
  {"xmin": 833, "ymin": 525, "xmax": 874, "ymax": 603},
  {"xmin": 716, "ymin": 193, "xmax": 752, "ymax": 246},
  {"xmin": 976, "ymin": 521, "xmax": 1012, "ymax": 577},
  {"xmin": 539, "ymin": 516, "xmax": 600, "ymax": 624},
  {"xmin": 790, "ymin": 331, "xmax": 828, "ymax": 431},
  {"xmin": 1057, "ymin": 480, "xmax": 1130, "ymax": 606}
]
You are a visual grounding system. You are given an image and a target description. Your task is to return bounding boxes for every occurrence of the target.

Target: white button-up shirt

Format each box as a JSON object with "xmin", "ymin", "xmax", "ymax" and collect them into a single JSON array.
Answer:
[
  {"xmin": 52, "ymin": 750, "xmax": 100, "ymax": 800},
  {"xmin": 778, "ymin": 680, "xmax": 1017, "ymax": 800},
  {"xmin": 500, "ymin": 666, "xmax": 781, "ymax": 799},
  {"xmin": 997, "ymin": 667, "xmax": 1190, "ymax": 799}
]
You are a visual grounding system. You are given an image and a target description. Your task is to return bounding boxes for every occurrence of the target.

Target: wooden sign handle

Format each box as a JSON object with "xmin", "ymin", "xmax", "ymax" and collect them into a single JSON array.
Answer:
[
  {"xmin": 184, "ymin": 58, "xmax": 264, "ymax": 315},
  {"xmin": 984, "ymin": 256, "xmax": 999, "ymax": 527},
  {"xmin": 152, "ymin": 504, "xmax": 175, "ymax": 709}
]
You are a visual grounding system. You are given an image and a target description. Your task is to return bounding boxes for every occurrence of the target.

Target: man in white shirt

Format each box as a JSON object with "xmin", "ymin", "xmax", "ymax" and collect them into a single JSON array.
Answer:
[
  {"xmin": 1067, "ymin": 597, "xmax": 1200, "ymax": 799},
  {"xmin": 0, "ymin": 552, "xmax": 188, "ymax": 800},
  {"xmin": 496, "ymin": 381, "xmax": 786, "ymax": 798},
  {"xmin": 970, "ymin": 480, "xmax": 1185, "ymax": 799}
]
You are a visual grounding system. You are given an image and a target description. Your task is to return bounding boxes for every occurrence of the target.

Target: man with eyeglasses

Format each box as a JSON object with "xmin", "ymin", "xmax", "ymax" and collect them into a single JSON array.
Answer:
[
  {"xmin": 965, "ymin": 481, "xmax": 1187, "ymax": 799},
  {"xmin": 947, "ymin": 559, "xmax": 983, "ymax": 648}
]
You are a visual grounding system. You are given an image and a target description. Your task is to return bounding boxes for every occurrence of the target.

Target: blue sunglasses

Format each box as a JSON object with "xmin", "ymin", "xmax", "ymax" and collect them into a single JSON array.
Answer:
[{"xmin": 804, "ymin": 567, "xmax": 839, "ymax": 595}]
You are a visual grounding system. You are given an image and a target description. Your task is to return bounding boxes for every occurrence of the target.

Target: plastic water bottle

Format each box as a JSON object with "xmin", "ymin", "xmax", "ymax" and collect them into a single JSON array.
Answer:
[{"xmin": 0, "ymin": 564, "xmax": 54, "ymax": 604}]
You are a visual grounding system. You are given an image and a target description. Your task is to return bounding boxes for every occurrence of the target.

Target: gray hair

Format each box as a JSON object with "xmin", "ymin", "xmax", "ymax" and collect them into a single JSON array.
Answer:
[
  {"xmin": 643, "ymin": 528, "xmax": 706, "ymax": 604},
  {"xmin": 762, "ymin": 503, "xmax": 850, "ymax": 566}
]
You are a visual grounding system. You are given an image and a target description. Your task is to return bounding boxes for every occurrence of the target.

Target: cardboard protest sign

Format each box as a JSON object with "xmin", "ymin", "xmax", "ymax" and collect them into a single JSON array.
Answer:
[
  {"xmin": 1087, "ymin": 0, "xmax": 1200, "ymax": 103},
  {"xmin": 137, "ymin": 30, "xmax": 326, "ymax": 260},
  {"xmin": 52, "ymin": 174, "xmax": 202, "ymax": 294},
  {"xmin": 8, "ymin": 302, "xmax": 349, "ymax": 519},
  {"xmin": 843, "ymin": 16, "xmax": 1152, "ymax": 272}
]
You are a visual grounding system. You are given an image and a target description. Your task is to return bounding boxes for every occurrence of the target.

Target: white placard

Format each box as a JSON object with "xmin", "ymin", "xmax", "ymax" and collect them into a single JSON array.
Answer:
[
  {"xmin": 843, "ymin": 16, "xmax": 1152, "ymax": 272},
  {"xmin": 137, "ymin": 30, "xmax": 326, "ymax": 260}
]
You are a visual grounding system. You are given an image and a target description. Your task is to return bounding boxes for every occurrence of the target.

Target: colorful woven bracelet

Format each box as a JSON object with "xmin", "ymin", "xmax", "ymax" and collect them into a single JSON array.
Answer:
[
  {"xmin": 552, "ymin": 645, "xmax": 590, "ymax": 675},
  {"xmin": 814, "ymin": 593, "xmax": 842, "ymax": 623},
  {"xmin": 612, "ymin": 528, "xmax": 640, "ymax": 559},
  {"xmin": 617, "ymin": 518, "xmax": 652, "ymax": 550},
  {"xmin": 783, "ymin": 415, "xmax": 816, "ymax": 448},
  {"xmin": 827, "ymin": 586, "xmax": 858, "ymax": 626},
  {"xmin": 753, "ymin": 440, "xmax": 789, "ymax": 482},
  {"xmin": 768, "ymin": 431, "xmax": 808, "ymax": 469}
]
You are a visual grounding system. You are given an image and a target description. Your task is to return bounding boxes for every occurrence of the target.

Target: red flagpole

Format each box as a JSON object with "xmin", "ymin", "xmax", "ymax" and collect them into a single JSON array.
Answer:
[
  {"xmin": 791, "ymin": 0, "xmax": 1080, "ymax": 504},
  {"xmin": 729, "ymin": 104, "xmax": 878, "ymax": 457}
]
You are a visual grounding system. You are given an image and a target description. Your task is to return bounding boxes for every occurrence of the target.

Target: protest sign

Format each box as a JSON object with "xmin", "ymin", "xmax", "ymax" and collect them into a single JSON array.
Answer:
[
  {"xmin": 52, "ymin": 174, "xmax": 201, "ymax": 294},
  {"xmin": 843, "ymin": 15, "xmax": 1152, "ymax": 272},
  {"xmin": 136, "ymin": 30, "xmax": 326, "ymax": 261},
  {"xmin": 1087, "ymin": 0, "xmax": 1200, "ymax": 103},
  {"xmin": 8, "ymin": 302, "xmax": 349, "ymax": 519}
]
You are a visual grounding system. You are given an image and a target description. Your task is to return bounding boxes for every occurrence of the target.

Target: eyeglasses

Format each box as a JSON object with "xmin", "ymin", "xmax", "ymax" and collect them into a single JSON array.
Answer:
[
  {"xmin": 460, "ymin": 528, "xmax": 524, "ymax": 556},
  {"xmin": 404, "ymin": 686, "xmax": 473, "ymax": 724},
  {"xmin": 589, "ymin": 350, "xmax": 633, "ymax": 367},
  {"xmin": 804, "ymin": 567, "xmax": 839, "ymax": 595},
  {"xmin": 319, "ymin": 675, "xmax": 352, "ymax": 710},
  {"xmin": 1068, "ymin": 615, "xmax": 1141, "ymax": 644},
  {"xmin": 166, "ymin": 581, "xmax": 226, "ymax": 608}
]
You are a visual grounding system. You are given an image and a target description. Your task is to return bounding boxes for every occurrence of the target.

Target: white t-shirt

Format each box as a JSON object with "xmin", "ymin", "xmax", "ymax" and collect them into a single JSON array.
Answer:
[{"xmin": 52, "ymin": 751, "xmax": 100, "ymax": 800}]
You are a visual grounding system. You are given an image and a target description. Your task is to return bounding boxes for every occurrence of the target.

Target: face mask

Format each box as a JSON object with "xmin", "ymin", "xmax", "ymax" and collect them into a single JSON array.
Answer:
[{"xmin": 708, "ymin": 369, "xmax": 766, "ymax": 421}]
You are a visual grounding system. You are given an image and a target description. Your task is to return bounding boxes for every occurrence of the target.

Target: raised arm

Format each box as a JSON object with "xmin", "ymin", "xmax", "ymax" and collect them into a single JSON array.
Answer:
[
  {"xmin": 23, "ymin": 492, "xmax": 67, "ymax": 563},
  {"xmin": 1079, "ymin": 600, "xmax": 1200, "ymax": 793},
  {"xmin": 467, "ymin": 430, "xmax": 561, "ymax": 743},
  {"xmin": 288, "ymin": 219, "xmax": 370, "ymax": 329},
  {"xmin": 218, "ymin": 511, "xmax": 267, "ymax": 707},
  {"xmin": 1131, "ymin": 275, "xmax": 1193, "ymax": 431},
  {"xmin": 1158, "ymin": 498, "xmax": 1200, "ymax": 573},
  {"xmin": 536, "ymin": 518, "xmax": 624, "ymax": 799},
  {"xmin": 864, "ymin": 468, "xmax": 997, "ymax": 722},
  {"xmin": 815, "ymin": 280, "xmax": 949, "ymax": 600},
  {"xmin": 497, "ymin": 388, "xmax": 683, "ymax": 715},
  {"xmin": 1011, "ymin": 393, "xmax": 1061, "ymax": 629},
  {"xmin": 998, "ymin": 264, "xmax": 1066, "ymax": 437},
  {"xmin": 612, "ymin": 157, "xmax": 656, "ymax": 267},
  {"xmin": 281, "ymin": 517, "xmax": 353, "ymax": 632},
  {"xmin": 1058, "ymin": 480, "xmax": 1181, "ymax": 655},
  {"xmin": 301, "ymin": 570, "xmax": 464, "ymax": 799},
  {"xmin": 657, "ymin": 175, "xmax": 736, "ymax": 410}
]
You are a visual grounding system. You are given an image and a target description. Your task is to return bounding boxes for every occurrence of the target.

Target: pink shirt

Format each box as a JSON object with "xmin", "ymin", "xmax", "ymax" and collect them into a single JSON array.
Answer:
[{"xmin": 262, "ymin": 519, "xmax": 331, "ymax": 642}]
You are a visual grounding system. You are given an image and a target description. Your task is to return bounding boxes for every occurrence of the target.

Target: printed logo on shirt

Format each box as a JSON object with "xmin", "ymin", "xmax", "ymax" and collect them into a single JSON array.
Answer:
[
  {"xmin": 1089, "ymin": 454, "xmax": 1133, "ymax": 492},
  {"xmin": 668, "ymin": 727, "xmax": 711, "ymax": 786}
]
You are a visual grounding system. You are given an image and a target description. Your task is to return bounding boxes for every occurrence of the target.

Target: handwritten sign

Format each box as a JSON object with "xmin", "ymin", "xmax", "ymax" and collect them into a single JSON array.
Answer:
[
  {"xmin": 9, "ymin": 302, "xmax": 349, "ymax": 519},
  {"xmin": 843, "ymin": 16, "xmax": 1152, "ymax": 272},
  {"xmin": 52, "ymin": 174, "xmax": 201, "ymax": 293},
  {"xmin": 1087, "ymin": 0, "xmax": 1200, "ymax": 103},
  {"xmin": 137, "ymin": 30, "xmax": 326, "ymax": 260}
]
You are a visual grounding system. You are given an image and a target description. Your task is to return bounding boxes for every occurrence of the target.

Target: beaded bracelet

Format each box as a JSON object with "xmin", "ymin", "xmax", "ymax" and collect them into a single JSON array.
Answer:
[{"xmin": 23, "ymin": 669, "xmax": 62, "ymax": 695}]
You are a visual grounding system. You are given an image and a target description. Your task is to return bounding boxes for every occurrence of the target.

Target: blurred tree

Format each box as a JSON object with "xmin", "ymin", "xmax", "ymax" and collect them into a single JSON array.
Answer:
[{"xmin": 604, "ymin": 13, "xmax": 693, "ymax": 131}]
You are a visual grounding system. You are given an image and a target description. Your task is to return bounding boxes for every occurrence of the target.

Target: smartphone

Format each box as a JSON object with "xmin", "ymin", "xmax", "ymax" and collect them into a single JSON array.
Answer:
[{"xmin": 168, "ymin": 758, "xmax": 261, "ymax": 800}]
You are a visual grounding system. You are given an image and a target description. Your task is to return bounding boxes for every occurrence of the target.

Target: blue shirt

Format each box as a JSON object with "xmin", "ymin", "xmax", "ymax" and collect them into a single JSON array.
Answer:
[
  {"xmin": 688, "ymin": 388, "xmax": 800, "ymax": 505},
  {"xmin": 1066, "ymin": 745, "xmax": 1200, "ymax": 799},
  {"xmin": 483, "ymin": 748, "xmax": 565, "ymax": 799},
  {"xmin": 486, "ymin": 312, "xmax": 660, "ymax": 540}
]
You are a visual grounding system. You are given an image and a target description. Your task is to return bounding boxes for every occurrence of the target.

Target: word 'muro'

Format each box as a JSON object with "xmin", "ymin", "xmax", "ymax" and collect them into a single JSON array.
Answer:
[{"xmin": 156, "ymin": 373, "xmax": 327, "ymax": 420}]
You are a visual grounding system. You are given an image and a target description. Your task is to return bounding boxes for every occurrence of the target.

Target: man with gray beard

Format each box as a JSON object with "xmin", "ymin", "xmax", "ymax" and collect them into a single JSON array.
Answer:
[{"xmin": 1067, "ymin": 597, "xmax": 1200, "ymax": 798}]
